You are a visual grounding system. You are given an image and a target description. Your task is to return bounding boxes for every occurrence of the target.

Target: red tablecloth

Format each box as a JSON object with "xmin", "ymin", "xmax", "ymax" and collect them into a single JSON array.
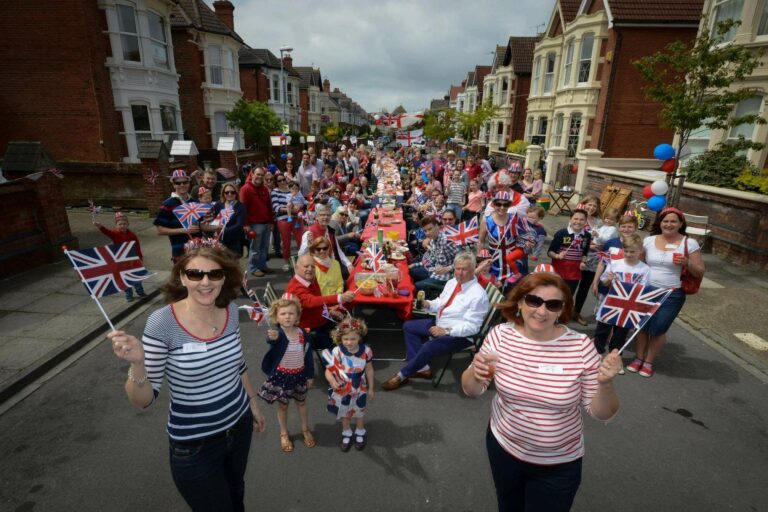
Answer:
[
  {"xmin": 361, "ymin": 208, "xmax": 407, "ymax": 241},
  {"xmin": 347, "ymin": 208, "xmax": 414, "ymax": 320}
]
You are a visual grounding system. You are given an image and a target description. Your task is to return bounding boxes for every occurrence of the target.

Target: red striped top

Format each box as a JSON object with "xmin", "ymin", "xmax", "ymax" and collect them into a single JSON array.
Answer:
[
  {"xmin": 479, "ymin": 323, "xmax": 601, "ymax": 465},
  {"xmin": 276, "ymin": 330, "xmax": 305, "ymax": 371}
]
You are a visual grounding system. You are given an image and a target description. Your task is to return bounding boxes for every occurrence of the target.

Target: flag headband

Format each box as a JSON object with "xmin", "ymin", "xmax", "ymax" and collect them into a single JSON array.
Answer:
[
  {"xmin": 534, "ymin": 263, "xmax": 556, "ymax": 274},
  {"xmin": 183, "ymin": 237, "xmax": 223, "ymax": 252}
]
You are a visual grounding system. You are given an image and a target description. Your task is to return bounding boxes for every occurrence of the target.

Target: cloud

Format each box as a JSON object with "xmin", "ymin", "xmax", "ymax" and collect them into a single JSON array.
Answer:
[{"xmin": 211, "ymin": 0, "xmax": 551, "ymax": 112}]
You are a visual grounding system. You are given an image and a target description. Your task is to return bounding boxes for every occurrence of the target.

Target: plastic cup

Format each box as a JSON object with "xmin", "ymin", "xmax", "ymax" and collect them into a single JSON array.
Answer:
[
  {"xmin": 484, "ymin": 351, "xmax": 500, "ymax": 380},
  {"xmin": 673, "ymin": 253, "xmax": 684, "ymax": 265}
]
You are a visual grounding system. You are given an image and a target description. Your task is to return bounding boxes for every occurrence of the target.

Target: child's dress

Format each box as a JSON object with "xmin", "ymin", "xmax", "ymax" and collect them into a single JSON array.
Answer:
[
  {"xmin": 259, "ymin": 328, "xmax": 314, "ymax": 405},
  {"xmin": 326, "ymin": 344, "xmax": 373, "ymax": 419}
]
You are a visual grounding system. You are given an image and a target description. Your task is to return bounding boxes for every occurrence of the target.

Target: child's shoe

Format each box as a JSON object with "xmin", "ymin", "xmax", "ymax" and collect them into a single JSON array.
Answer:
[
  {"xmin": 638, "ymin": 362, "xmax": 654, "ymax": 378},
  {"xmin": 626, "ymin": 358, "xmax": 643, "ymax": 373},
  {"xmin": 340, "ymin": 433, "xmax": 353, "ymax": 452}
]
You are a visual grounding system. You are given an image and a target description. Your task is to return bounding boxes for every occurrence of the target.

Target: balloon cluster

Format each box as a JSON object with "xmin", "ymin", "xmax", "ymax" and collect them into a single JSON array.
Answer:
[{"xmin": 646, "ymin": 143, "xmax": 678, "ymax": 211}]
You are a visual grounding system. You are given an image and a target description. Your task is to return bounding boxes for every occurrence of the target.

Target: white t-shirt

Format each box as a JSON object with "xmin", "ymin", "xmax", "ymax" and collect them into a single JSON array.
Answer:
[
  {"xmin": 601, "ymin": 259, "xmax": 651, "ymax": 286},
  {"xmin": 643, "ymin": 236, "xmax": 700, "ymax": 289}
]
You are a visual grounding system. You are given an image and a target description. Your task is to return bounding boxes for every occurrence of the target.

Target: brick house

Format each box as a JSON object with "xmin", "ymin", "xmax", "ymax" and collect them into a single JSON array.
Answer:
[
  {"xmin": 526, "ymin": 0, "xmax": 703, "ymax": 158},
  {"xmin": 170, "ymin": 0, "xmax": 245, "ymax": 151},
  {"xmin": 481, "ymin": 37, "xmax": 539, "ymax": 151},
  {"xmin": 294, "ymin": 67, "xmax": 325, "ymax": 134},
  {"xmin": 238, "ymin": 48, "xmax": 301, "ymax": 131},
  {"xmin": 0, "ymin": 0, "xmax": 182, "ymax": 163}
]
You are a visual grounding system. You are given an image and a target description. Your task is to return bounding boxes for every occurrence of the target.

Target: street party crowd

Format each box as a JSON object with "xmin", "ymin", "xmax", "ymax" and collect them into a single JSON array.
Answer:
[{"xmin": 104, "ymin": 143, "xmax": 705, "ymax": 511}]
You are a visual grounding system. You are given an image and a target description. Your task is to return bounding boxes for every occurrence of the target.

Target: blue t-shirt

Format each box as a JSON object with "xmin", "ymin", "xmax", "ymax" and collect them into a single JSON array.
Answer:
[{"xmin": 597, "ymin": 237, "xmax": 624, "ymax": 295}]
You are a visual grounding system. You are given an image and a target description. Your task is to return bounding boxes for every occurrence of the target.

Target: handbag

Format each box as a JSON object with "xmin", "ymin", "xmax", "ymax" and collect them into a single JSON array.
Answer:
[{"xmin": 680, "ymin": 236, "xmax": 702, "ymax": 294}]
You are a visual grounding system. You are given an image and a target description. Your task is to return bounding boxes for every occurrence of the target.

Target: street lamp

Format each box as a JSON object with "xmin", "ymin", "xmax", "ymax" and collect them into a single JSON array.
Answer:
[{"xmin": 279, "ymin": 45, "xmax": 293, "ymax": 131}]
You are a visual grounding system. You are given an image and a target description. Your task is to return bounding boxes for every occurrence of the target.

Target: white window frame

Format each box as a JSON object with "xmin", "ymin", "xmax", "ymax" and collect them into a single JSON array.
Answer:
[
  {"xmin": 213, "ymin": 111, "xmax": 229, "ymax": 146},
  {"xmin": 147, "ymin": 10, "xmax": 169, "ymax": 69},
  {"xmin": 208, "ymin": 45, "xmax": 222, "ymax": 86},
  {"xmin": 577, "ymin": 33, "xmax": 595, "ymax": 84},
  {"xmin": 160, "ymin": 104, "xmax": 179, "ymax": 143},
  {"xmin": 310, "ymin": 93, "xmax": 317, "ymax": 113},
  {"xmin": 552, "ymin": 113, "xmax": 564, "ymax": 147},
  {"xmin": 223, "ymin": 49, "xmax": 235, "ymax": 88},
  {"xmin": 543, "ymin": 52, "xmax": 556, "ymax": 95},
  {"xmin": 526, "ymin": 117, "xmax": 534, "ymax": 142},
  {"xmin": 562, "ymin": 38, "xmax": 574, "ymax": 87},
  {"xmin": 130, "ymin": 103, "xmax": 152, "ymax": 149},
  {"xmin": 116, "ymin": 3, "xmax": 141, "ymax": 63},
  {"xmin": 710, "ymin": 0, "xmax": 744, "ymax": 42},
  {"xmin": 532, "ymin": 56, "xmax": 541, "ymax": 96},
  {"xmin": 270, "ymin": 75, "xmax": 280, "ymax": 102},
  {"xmin": 567, "ymin": 114, "xmax": 583, "ymax": 157},
  {"xmin": 727, "ymin": 95, "xmax": 763, "ymax": 146},
  {"xmin": 287, "ymin": 81, "xmax": 294, "ymax": 106},
  {"xmin": 758, "ymin": 1, "xmax": 768, "ymax": 36}
]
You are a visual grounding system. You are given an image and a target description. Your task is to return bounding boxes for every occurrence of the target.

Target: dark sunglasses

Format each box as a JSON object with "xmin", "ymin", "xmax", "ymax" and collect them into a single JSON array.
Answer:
[
  {"xmin": 173, "ymin": 180, "xmax": 190, "ymax": 185},
  {"xmin": 314, "ymin": 246, "xmax": 330, "ymax": 251},
  {"xmin": 183, "ymin": 268, "xmax": 226, "ymax": 281},
  {"xmin": 493, "ymin": 201, "xmax": 511, "ymax": 207},
  {"xmin": 224, "ymin": 190, "xmax": 237, "ymax": 195},
  {"xmin": 523, "ymin": 294, "xmax": 565, "ymax": 312},
  {"xmin": 276, "ymin": 178, "xmax": 285, "ymax": 182}
]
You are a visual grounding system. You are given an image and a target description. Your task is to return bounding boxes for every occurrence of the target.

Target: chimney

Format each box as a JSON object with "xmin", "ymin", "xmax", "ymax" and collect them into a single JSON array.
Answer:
[
  {"xmin": 282, "ymin": 55, "xmax": 293, "ymax": 69},
  {"xmin": 333, "ymin": 87, "xmax": 340, "ymax": 93},
  {"xmin": 323, "ymin": 79, "xmax": 330, "ymax": 93},
  {"xmin": 212, "ymin": 0, "xmax": 235, "ymax": 31}
]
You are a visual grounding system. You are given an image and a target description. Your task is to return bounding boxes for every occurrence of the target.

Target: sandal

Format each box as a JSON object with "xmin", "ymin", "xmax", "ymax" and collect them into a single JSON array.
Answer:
[
  {"xmin": 279, "ymin": 433, "xmax": 294, "ymax": 453},
  {"xmin": 301, "ymin": 429, "xmax": 317, "ymax": 448}
]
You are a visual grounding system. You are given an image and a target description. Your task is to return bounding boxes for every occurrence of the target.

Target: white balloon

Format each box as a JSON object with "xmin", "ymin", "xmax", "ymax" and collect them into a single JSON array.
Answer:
[
  {"xmin": 651, "ymin": 180, "xmax": 669, "ymax": 195},
  {"xmin": 374, "ymin": 114, "xmax": 380, "ymax": 120}
]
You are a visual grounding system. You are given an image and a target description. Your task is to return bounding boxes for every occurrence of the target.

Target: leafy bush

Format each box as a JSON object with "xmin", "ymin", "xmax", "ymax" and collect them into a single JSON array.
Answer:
[
  {"xmin": 506, "ymin": 140, "xmax": 529, "ymax": 155},
  {"xmin": 735, "ymin": 168, "xmax": 768, "ymax": 195},
  {"xmin": 685, "ymin": 145, "xmax": 756, "ymax": 189}
]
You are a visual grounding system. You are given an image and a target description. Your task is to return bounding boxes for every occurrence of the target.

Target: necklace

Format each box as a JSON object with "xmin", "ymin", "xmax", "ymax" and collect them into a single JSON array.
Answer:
[{"xmin": 186, "ymin": 302, "xmax": 220, "ymax": 335}]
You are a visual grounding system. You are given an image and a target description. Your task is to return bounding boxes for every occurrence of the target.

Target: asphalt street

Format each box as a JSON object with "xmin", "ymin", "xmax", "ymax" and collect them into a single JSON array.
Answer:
[{"xmin": 0, "ymin": 290, "xmax": 767, "ymax": 512}]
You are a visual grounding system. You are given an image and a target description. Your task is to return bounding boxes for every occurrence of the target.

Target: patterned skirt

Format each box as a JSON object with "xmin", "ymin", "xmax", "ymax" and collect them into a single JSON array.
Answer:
[{"xmin": 258, "ymin": 369, "xmax": 308, "ymax": 405}]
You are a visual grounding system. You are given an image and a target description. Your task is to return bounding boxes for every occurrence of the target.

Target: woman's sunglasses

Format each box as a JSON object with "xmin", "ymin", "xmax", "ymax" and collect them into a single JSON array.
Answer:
[
  {"xmin": 224, "ymin": 190, "xmax": 237, "ymax": 195},
  {"xmin": 314, "ymin": 246, "xmax": 330, "ymax": 251},
  {"xmin": 493, "ymin": 201, "xmax": 511, "ymax": 208},
  {"xmin": 523, "ymin": 294, "xmax": 565, "ymax": 312},
  {"xmin": 183, "ymin": 269, "xmax": 226, "ymax": 281}
]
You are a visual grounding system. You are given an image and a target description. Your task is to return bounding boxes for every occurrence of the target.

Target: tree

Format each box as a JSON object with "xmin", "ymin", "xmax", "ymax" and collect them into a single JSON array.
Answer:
[
  {"xmin": 423, "ymin": 108, "xmax": 458, "ymax": 143},
  {"xmin": 371, "ymin": 126, "xmax": 383, "ymax": 139},
  {"xmin": 633, "ymin": 18, "xmax": 764, "ymax": 205},
  {"xmin": 457, "ymin": 100, "xmax": 499, "ymax": 143},
  {"xmin": 225, "ymin": 99, "xmax": 283, "ymax": 149},
  {"xmin": 321, "ymin": 124, "xmax": 341, "ymax": 143}
]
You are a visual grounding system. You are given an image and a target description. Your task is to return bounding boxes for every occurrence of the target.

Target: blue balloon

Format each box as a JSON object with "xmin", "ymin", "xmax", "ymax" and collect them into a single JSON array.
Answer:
[
  {"xmin": 280, "ymin": 153, "xmax": 286, "ymax": 159},
  {"xmin": 653, "ymin": 143, "xmax": 675, "ymax": 161},
  {"xmin": 647, "ymin": 194, "xmax": 667, "ymax": 212}
]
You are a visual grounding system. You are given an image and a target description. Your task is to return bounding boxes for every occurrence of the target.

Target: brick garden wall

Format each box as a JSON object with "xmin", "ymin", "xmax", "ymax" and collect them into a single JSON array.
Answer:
[
  {"xmin": 0, "ymin": 173, "xmax": 77, "ymax": 278},
  {"xmin": 586, "ymin": 168, "xmax": 768, "ymax": 270}
]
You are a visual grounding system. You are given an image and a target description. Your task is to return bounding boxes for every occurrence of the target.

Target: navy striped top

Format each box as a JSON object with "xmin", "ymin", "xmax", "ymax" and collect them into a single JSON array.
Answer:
[
  {"xmin": 271, "ymin": 188, "xmax": 291, "ymax": 220},
  {"xmin": 142, "ymin": 302, "xmax": 249, "ymax": 441}
]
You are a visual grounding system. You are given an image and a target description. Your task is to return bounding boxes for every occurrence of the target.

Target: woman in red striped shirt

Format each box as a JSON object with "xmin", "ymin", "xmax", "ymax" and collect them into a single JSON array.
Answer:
[{"xmin": 462, "ymin": 272, "xmax": 621, "ymax": 512}]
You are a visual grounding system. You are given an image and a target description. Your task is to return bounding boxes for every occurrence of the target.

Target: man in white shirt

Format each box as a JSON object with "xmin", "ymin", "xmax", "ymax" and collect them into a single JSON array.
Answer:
[{"xmin": 383, "ymin": 253, "xmax": 490, "ymax": 390}]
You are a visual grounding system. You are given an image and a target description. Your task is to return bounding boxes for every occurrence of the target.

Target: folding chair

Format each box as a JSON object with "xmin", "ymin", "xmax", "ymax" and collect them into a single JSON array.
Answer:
[
  {"xmin": 684, "ymin": 213, "xmax": 712, "ymax": 250},
  {"xmin": 431, "ymin": 285, "xmax": 505, "ymax": 387},
  {"xmin": 290, "ymin": 255, "xmax": 297, "ymax": 273},
  {"xmin": 262, "ymin": 282, "xmax": 278, "ymax": 308}
]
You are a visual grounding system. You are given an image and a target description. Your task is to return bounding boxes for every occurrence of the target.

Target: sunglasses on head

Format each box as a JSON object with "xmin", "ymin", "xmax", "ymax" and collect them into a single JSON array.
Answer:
[
  {"xmin": 523, "ymin": 294, "xmax": 565, "ymax": 312},
  {"xmin": 183, "ymin": 268, "xmax": 226, "ymax": 281},
  {"xmin": 493, "ymin": 201, "xmax": 511, "ymax": 207}
]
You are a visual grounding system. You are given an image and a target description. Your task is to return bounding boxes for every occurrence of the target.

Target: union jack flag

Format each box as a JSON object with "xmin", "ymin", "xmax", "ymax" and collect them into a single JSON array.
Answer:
[
  {"xmin": 66, "ymin": 242, "xmax": 150, "ymax": 297},
  {"xmin": 211, "ymin": 207, "xmax": 234, "ymax": 227},
  {"xmin": 321, "ymin": 349, "xmax": 351, "ymax": 394},
  {"xmin": 599, "ymin": 246, "xmax": 624, "ymax": 263},
  {"xmin": 443, "ymin": 216, "xmax": 479, "ymax": 246},
  {"xmin": 144, "ymin": 170, "xmax": 159, "ymax": 185},
  {"xmin": 173, "ymin": 202, "xmax": 213, "ymax": 230},
  {"xmin": 597, "ymin": 281, "xmax": 673, "ymax": 330},
  {"xmin": 87, "ymin": 199, "xmax": 101, "ymax": 221},
  {"xmin": 362, "ymin": 242, "xmax": 384, "ymax": 272},
  {"xmin": 239, "ymin": 275, "xmax": 265, "ymax": 325}
]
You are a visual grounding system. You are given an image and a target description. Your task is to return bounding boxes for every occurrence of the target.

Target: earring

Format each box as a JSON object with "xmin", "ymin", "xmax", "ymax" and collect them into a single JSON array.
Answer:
[{"xmin": 516, "ymin": 309, "xmax": 522, "ymax": 318}]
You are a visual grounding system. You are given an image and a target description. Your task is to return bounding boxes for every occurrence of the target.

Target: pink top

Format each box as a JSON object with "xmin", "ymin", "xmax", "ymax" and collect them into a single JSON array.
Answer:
[
  {"xmin": 465, "ymin": 190, "xmax": 484, "ymax": 213},
  {"xmin": 479, "ymin": 323, "xmax": 601, "ymax": 465}
]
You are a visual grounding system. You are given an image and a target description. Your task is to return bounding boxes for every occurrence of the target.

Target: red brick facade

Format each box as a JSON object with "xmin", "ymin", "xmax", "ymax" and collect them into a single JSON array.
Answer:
[
  {"xmin": 509, "ymin": 75, "xmax": 532, "ymax": 142},
  {"xmin": 590, "ymin": 26, "xmax": 698, "ymax": 157},
  {"xmin": 299, "ymin": 89, "xmax": 309, "ymax": 133},
  {"xmin": 240, "ymin": 68, "xmax": 270, "ymax": 103},
  {"xmin": 172, "ymin": 31, "xmax": 211, "ymax": 150},
  {"xmin": 0, "ymin": 0, "xmax": 125, "ymax": 162}
]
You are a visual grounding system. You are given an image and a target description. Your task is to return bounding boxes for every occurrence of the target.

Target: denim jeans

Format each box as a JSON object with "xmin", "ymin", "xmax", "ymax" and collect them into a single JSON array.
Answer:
[
  {"xmin": 169, "ymin": 411, "xmax": 253, "ymax": 512},
  {"xmin": 124, "ymin": 282, "xmax": 145, "ymax": 300},
  {"xmin": 486, "ymin": 426, "xmax": 582, "ymax": 512},
  {"xmin": 248, "ymin": 223, "xmax": 272, "ymax": 273}
]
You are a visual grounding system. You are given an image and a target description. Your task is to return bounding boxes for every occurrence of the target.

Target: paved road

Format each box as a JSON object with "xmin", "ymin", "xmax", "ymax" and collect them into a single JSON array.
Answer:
[{"xmin": 0, "ymin": 293, "xmax": 767, "ymax": 512}]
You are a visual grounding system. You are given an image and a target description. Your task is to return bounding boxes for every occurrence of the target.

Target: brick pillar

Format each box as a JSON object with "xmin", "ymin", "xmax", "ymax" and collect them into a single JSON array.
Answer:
[
  {"xmin": 219, "ymin": 151, "xmax": 237, "ymax": 174},
  {"xmin": 34, "ymin": 172, "xmax": 78, "ymax": 253},
  {"xmin": 524, "ymin": 144, "xmax": 542, "ymax": 171},
  {"xmin": 544, "ymin": 147, "xmax": 566, "ymax": 190},
  {"xmin": 575, "ymin": 149, "xmax": 604, "ymax": 203},
  {"xmin": 142, "ymin": 160, "xmax": 173, "ymax": 214}
]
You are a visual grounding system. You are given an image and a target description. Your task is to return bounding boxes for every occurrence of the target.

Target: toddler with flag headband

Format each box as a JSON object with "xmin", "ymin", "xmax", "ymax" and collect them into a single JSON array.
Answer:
[
  {"xmin": 323, "ymin": 317, "xmax": 374, "ymax": 452},
  {"xmin": 93, "ymin": 212, "xmax": 146, "ymax": 301},
  {"xmin": 259, "ymin": 295, "xmax": 317, "ymax": 453}
]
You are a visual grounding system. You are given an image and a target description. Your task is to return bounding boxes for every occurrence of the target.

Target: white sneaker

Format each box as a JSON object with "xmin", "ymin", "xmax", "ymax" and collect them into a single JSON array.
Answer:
[
  {"xmin": 281, "ymin": 264, "xmax": 290, "ymax": 272},
  {"xmin": 618, "ymin": 366, "xmax": 625, "ymax": 375}
]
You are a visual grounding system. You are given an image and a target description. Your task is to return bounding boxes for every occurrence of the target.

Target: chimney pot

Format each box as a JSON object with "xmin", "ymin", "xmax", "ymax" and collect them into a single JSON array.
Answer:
[{"xmin": 212, "ymin": 0, "xmax": 235, "ymax": 31}]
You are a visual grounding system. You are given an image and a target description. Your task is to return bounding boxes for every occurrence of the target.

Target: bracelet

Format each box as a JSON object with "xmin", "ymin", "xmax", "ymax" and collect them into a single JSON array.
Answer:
[{"xmin": 128, "ymin": 365, "xmax": 147, "ymax": 385}]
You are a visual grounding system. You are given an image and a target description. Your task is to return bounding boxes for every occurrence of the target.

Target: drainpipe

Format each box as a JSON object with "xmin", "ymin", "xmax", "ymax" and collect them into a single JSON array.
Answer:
[{"xmin": 598, "ymin": 31, "xmax": 622, "ymax": 151}]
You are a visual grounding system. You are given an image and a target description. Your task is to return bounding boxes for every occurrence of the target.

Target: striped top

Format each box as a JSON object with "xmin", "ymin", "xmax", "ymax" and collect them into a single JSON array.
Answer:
[
  {"xmin": 271, "ymin": 188, "xmax": 291, "ymax": 221},
  {"xmin": 276, "ymin": 329, "xmax": 306, "ymax": 371},
  {"xmin": 478, "ymin": 323, "xmax": 601, "ymax": 465},
  {"xmin": 447, "ymin": 180, "xmax": 467, "ymax": 205},
  {"xmin": 142, "ymin": 303, "xmax": 249, "ymax": 441}
]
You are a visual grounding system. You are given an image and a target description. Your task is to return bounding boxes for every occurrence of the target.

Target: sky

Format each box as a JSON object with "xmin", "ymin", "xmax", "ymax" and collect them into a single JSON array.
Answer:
[{"xmin": 210, "ymin": 0, "xmax": 554, "ymax": 114}]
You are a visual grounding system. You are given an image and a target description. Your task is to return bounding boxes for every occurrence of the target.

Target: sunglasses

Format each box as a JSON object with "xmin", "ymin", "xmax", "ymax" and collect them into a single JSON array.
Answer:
[
  {"xmin": 493, "ymin": 201, "xmax": 511, "ymax": 207},
  {"xmin": 314, "ymin": 246, "xmax": 330, "ymax": 251},
  {"xmin": 182, "ymin": 268, "xmax": 226, "ymax": 281},
  {"xmin": 276, "ymin": 178, "xmax": 285, "ymax": 182},
  {"xmin": 523, "ymin": 294, "xmax": 565, "ymax": 312},
  {"xmin": 174, "ymin": 180, "xmax": 190, "ymax": 185},
  {"xmin": 224, "ymin": 190, "xmax": 237, "ymax": 195}
]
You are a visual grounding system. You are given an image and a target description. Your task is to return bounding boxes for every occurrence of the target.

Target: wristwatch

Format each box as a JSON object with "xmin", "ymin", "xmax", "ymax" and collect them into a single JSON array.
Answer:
[{"xmin": 445, "ymin": 327, "xmax": 452, "ymax": 335}]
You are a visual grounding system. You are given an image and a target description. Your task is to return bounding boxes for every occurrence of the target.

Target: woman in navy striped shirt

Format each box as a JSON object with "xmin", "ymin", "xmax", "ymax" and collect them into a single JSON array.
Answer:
[
  {"xmin": 108, "ymin": 244, "xmax": 266, "ymax": 512},
  {"xmin": 462, "ymin": 272, "xmax": 621, "ymax": 512}
]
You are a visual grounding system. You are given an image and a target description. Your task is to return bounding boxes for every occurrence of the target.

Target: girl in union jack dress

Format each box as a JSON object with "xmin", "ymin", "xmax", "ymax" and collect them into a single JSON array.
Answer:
[
  {"xmin": 478, "ymin": 191, "xmax": 534, "ymax": 284},
  {"xmin": 324, "ymin": 317, "xmax": 374, "ymax": 452}
]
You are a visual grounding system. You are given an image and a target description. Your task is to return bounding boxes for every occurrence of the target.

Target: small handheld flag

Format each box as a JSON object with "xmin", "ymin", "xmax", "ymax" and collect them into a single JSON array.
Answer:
[
  {"xmin": 173, "ymin": 202, "xmax": 213, "ymax": 230},
  {"xmin": 443, "ymin": 216, "xmax": 479, "ymax": 246},
  {"xmin": 597, "ymin": 281, "xmax": 673, "ymax": 331},
  {"xmin": 240, "ymin": 274, "xmax": 266, "ymax": 325}
]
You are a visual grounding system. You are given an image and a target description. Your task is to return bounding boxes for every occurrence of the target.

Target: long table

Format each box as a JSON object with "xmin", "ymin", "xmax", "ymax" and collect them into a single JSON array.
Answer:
[{"xmin": 346, "ymin": 208, "xmax": 414, "ymax": 321}]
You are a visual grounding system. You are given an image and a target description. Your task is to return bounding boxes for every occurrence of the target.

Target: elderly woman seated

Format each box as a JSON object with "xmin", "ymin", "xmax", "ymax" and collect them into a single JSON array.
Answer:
[
  {"xmin": 308, "ymin": 236, "xmax": 344, "ymax": 296},
  {"xmin": 330, "ymin": 206, "xmax": 361, "ymax": 256}
]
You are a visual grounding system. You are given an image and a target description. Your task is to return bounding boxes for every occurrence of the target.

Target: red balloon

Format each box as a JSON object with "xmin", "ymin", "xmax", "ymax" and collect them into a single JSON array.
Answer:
[
  {"xmin": 660, "ymin": 158, "xmax": 677, "ymax": 173},
  {"xmin": 247, "ymin": 230, "xmax": 257, "ymax": 239},
  {"xmin": 642, "ymin": 184, "xmax": 654, "ymax": 200}
]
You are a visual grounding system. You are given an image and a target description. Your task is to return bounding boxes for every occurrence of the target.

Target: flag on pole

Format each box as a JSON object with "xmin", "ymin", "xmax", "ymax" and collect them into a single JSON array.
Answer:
[
  {"xmin": 173, "ymin": 202, "xmax": 213, "ymax": 230},
  {"xmin": 362, "ymin": 242, "xmax": 385, "ymax": 272},
  {"xmin": 443, "ymin": 217, "xmax": 479, "ymax": 246},
  {"xmin": 87, "ymin": 199, "xmax": 101, "ymax": 223},
  {"xmin": 321, "ymin": 349, "xmax": 352, "ymax": 394},
  {"xmin": 210, "ymin": 207, "xmax": 234, "ymax": 227},
  {"xmin": 395, "ymin": 128, "xmax": 424, "ymax": 147},
  {"xmin": 66, "ymin": 242, "xmax": 151, "ymax": 297},
  {"xmin": 239, "ymin": 276, "xmax": 266, "ymax": 325},
  {"xmin": 597, "ymin": 281, "xmax": 673, "ymax": 330}
]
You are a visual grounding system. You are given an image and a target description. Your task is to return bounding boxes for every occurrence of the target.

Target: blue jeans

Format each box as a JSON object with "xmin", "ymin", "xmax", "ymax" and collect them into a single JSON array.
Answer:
[
  {"xmin": 124, "ymin": 282, "xmax": 145, "ymax": 299},
  {"xmin": 486, "ymin": 426, "xmax": 582, "ymax": 512},
  {"xmin": 169, "ymin": 410, "xmax": 253, "ymax": 512},
  {"xmin": 400, "ymin": 318, "xmax": 471, "ymax": 377},
  {"xmin": 248, "ymin": 223, "xmax": 272, "ymax": 273},
  {"xmin": 409, "ymin": 266, "xmax": 449, "ymax": 296}
]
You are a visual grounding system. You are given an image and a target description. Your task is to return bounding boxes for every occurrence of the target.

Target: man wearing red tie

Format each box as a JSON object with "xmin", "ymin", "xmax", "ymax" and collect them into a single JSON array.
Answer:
[{"xmin": 382, "ymin": 253, "xmax": 490, "ymax": 391}]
